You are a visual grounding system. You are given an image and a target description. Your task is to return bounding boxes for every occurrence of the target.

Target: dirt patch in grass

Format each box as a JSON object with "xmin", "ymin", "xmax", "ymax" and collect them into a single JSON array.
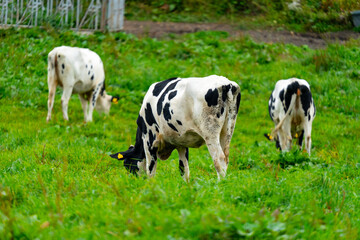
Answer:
[{"xmin": 123, "ymin": 20, "xmax": 360, "ymax": 49}]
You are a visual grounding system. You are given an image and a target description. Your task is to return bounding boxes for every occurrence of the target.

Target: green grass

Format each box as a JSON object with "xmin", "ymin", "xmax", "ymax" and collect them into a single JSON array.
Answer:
[
  {"xmin": 1, "ymin": 27, "xmax": 360, "ymax": 239},
  {"xmin": 124, "ymin": 0, "xmax": 360, "ymax": 32}
]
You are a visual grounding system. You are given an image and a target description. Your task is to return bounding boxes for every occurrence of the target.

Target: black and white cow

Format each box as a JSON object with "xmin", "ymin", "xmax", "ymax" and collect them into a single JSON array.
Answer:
[
  {"xmin": 46, "ymin": 46, "xmax": 119, "ymax": 122},
  {"xmin": 110, "ymin": 75, "xmax": 241, "ymax": 181},
  {"xmin": 266, "ymin": 78, "xmax": 316, "ymax": 155}
]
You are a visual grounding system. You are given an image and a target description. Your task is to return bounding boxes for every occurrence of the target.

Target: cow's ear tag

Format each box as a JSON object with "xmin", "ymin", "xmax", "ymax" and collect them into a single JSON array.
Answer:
[
  {"xmin": 295, "ymin": 133, "xmax": 298, "ymax": 138},
  {"xmin": 269, "ymin": 135, "xmax": 273, "ymax": 140},
  {"xmin": 118, "ymin": 153, "xmax": 123, "ymax": 159},
  {"xmin": 112, "ymin": 97, "xmax": 118, "ymax": 104}
]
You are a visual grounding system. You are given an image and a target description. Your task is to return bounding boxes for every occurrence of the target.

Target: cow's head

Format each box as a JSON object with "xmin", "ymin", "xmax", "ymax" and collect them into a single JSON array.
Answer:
[
  {"xmin": 264, "ymin": 133, "xmax": 281, "ymax": 150},
  {"xmin": 110, "ymin": 144, "xmax": 144, "ymax": 174},
  {"xmin": 96, "ymin": 92, "xmax": 119, "ymax": 115}
]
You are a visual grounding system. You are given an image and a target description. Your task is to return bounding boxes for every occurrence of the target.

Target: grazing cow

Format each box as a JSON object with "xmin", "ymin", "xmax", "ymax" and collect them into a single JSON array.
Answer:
[
  {"xmin": 46, "ymin": 46, "xmax": 119, "ymax": 122},
  {"xmin": 266, "ymin": 78, "xmax": 316, "ymax": 155},
  {"xmin": 110, "ymin": 75, "xmax": 241, "ymax": 181}
]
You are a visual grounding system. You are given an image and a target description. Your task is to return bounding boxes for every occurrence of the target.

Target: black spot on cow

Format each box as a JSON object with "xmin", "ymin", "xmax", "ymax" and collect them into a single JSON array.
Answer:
[
  {"xmin": 149, "ymin": 160, "xmax": 156, "ymax": 173},
  {"xmin": 236, "ymin": 93, "xmax": 241, "ymax": 114},
  {"xmin": 221, "ymin": 107, "xmax": 224, "ymax": 115},
  {"xmin": 163, "ymin": 103, "xmax": 171, "ymax": 121},
  {"xmin": 268, "ymin": 92, "xmax": 275, "ymax": 119},
  {"xmin": 217, "ymin": 113, "xmax": 220, "ymax": 118},
  {"xmin": 308, "ymin": 114, "xmax": 311, "ymax": 121},
  {"xmin": 86, "ymin": 64, "xmax": 88, "ymax": 68},
  {"xmin": 148, "ymin": 129, "xmax": 158, "ymax": 160},
  {"xmin": 179, "ymin": 160, "xmax": 185, "ymax": 176},
  {"xmin": 153, "ymin": 77, "xmax": 178, "ymax": 97},
  {"xmin": 177, "ymin": 120, "xmax": 182, "ymax": 125},
  {"xmin": 155, "ymin": 125, "xmax": 159, "ymax": 133},
  {"xmin": 300, "ymin": 85, "xmax": 312, "ymax": 116},
  {"xmin": 284, "ymin": 81, "xmax": 301, "ymax": 113},
  {"xmin": 279, "ymin": 89, "xmax": 285, "ymax": 109},
  {"xmin": 91, "ymin": 74, "xmax": 94, "ymax": 81},
  {"xmin": 88, "ymin": 71, "xmax": 90, "ymax": 75},
  {"xmin": 168, "ymin": 123, "xmax": 178, "ymax": 132},
  {"xmin": 185, "ymin": 148, "xmax": 189, "ymax": 160},
  {"xmin": 91, "ymin": 65, "xmax": 93, "ymax": 69},
  {"xmin": 58, "ymin": 55, "xmax": 60, "ymax": 58},
  {"xmin": 168, "ymin": 91, "xmax": 177, "ymax": 101},
  {"xmin": 100, "ymin": 81, "xmax": 105, "ymax": 97},
  {"xmin": 148, "ymin": 129, "xmax": 156, "ymax": 147},
  {"xmin": 145, "ymin": 103, "xmax": 157, "ymax": 127},
  {"xmin": 62, "ymin": 63, "xmax": 65, "ymax": 69},
  {"xmin": 222, "ymin": 85, "xmax": 231, "ymax": 102},
  {"xmin": 61, "ymin": 70, "xmax": 64, "ymax": 74},
  {"xmin": 137, "ymin": 115, "xmax": 147, "ymax": 135},
  {"xmin": 157, "ymin": 80, "xmax": 180, "ymax": 115},
  {"xmin": 205, "ymin": 88, "xmax": 219, "ymax": 107},
  {"xmin": 231, "ymin": 85, "xmax": 237, "ymax": 95}
]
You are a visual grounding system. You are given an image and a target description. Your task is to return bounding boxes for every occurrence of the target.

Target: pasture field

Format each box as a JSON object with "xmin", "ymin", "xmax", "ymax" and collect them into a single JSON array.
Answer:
[{"xmin": 0, "ymin": 27, "xmax": 360, "ymax": 239}]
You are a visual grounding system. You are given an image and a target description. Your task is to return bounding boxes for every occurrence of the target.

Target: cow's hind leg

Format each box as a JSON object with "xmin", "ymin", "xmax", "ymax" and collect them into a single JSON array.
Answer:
[
  {"xmin": 304, "ymin": 121, "xmax": 312, "ymax": 156},
  {"xmin": 79, "ymin": 94, "xmax": 89, "ymax": 122},
  {"xmin": 206, "ymin": 139, "xmax": 227, "ymax": 180},
  {"xmin": 61, "ymin": 85, "xmax": 73, "ymax": 121},
  {"xmin": 47, "ymin": 80, "xmax": 57, "ymax": 122},
  {"xmin": 46, "ymin": 56, "xmax": 57, "ymax": 122},
  {"xmin": 177, "ymin": 147, "xmax": 190, "ymax": 182},
  {"xmin": 220, "ymin": 106, "xmax": 238, "ymax": 170}
]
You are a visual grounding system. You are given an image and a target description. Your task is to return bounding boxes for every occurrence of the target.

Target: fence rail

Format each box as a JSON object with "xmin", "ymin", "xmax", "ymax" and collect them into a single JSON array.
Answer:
[{"xmin": 0, "ymin": 0, "xmax": 124, "ymax": 31}]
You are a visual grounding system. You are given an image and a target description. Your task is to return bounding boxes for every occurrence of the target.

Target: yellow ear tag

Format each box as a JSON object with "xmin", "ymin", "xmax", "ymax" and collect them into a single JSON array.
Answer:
[
  {"xmin": 269, "ymin": 135, "xmax": 273, "ymax": 140},
  {"xmin": 117, "ymin": 153, "xmax": 123, "ymax": 159},
  {"xmin": 112, "ymin": 98, "xmax": 118, "ymax": 104},
  {"xmin": 295, "ymin": 133, "xmax": 298, "ymax": 138}
]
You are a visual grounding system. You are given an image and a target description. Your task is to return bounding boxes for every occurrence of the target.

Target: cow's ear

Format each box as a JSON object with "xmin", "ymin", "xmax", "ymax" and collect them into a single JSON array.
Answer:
[
  {"xmin": 111, "ymin": 95, "xmax": 119, "ymax": 104},
  {"xmin": 264, "ymin": 133, "xmax": 273, "ymax": 141},
  {"xmin": 110, "ymin": 152, "xmax": 124, "ymax": 160}
]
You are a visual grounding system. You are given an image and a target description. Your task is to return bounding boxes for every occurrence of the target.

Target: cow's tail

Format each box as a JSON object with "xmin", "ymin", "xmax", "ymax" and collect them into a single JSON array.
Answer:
[
  {"xmin": 47, "ymin": 50, "xmax": 58, "ymax": 85},
  {"xmin": 228, "ymin": 83, "xmax": 241, "ymax": 115},
  {"xmin": 271, "ymin": 88, "xmax": 300, "ymax": 137}
]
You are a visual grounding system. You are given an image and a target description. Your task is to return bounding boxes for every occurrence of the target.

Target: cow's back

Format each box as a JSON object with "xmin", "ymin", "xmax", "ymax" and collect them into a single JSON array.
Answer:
[
  {"xmin": 49, "ymin": 46, "xmax": 104, "ymax": 93},
  {"xmin": 140, "ymin": 75, "xmax": 240, "ymax": 147}
]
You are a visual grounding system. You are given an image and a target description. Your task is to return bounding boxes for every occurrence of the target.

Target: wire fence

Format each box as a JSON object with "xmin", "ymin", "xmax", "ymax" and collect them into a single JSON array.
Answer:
[{"xmin": 0, "ymin": 0, "xmax": 124, "ymax": 31}]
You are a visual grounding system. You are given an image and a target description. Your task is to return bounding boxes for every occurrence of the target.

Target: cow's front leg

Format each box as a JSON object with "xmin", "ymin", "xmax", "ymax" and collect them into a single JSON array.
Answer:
[
  {"xmin": 61, "ymin": 86, "xmax": 73, "ymax": 121},
  {"xmin": 87, "ymin": 82, "xmax": 103, "ymax": 122},
  {"xmin": 144, "ymin": 140, "xmax": 158, "ymax": 177},
  {"xmin": 177, "ymin": 147, "xmax": 190, "ymax": 182},
  {"xmin": 205, "ymin": 139, "xmax": 227, "ymax": 180}
]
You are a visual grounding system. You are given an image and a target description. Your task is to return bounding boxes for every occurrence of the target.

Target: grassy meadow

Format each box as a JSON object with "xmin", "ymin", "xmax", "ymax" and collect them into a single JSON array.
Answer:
[{"xmin": 0, "ymin": 27, "xmax": 360, "ymax": 239}]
